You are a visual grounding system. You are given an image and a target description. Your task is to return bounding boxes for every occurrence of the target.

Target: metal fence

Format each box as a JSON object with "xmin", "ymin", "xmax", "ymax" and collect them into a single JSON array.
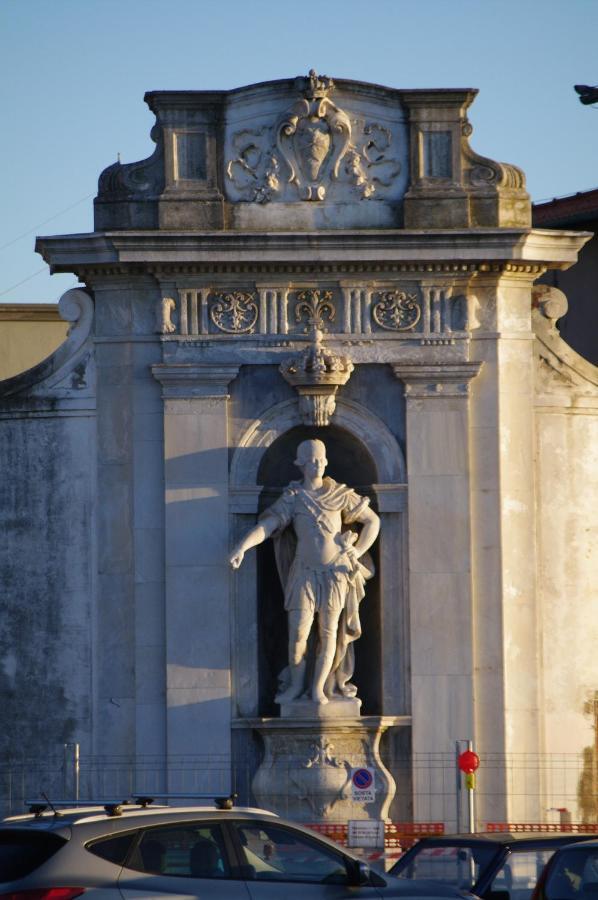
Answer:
[{"xmin": 1, "ymin": 749, "xmax": 596, "ymax": 832}]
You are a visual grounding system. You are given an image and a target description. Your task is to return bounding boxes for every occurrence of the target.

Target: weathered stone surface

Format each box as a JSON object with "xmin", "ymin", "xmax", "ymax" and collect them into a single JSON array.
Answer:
[
  {"xmin": 1, "ymin": 74, "xmax": 596, "ymax": 829},
  {"xmin": 94, "ymin": 72, "xmax": 529, "ymax": 232}
]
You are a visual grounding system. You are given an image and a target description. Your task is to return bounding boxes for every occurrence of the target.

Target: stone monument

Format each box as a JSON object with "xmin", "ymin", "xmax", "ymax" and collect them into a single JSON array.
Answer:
[
  {"xmin": 230, "ymin": 436, "xmax": 393, "ymax": 819},
  {"xmin": 1, "ymin": 70, "xmax": 596, "ymax": 827}
]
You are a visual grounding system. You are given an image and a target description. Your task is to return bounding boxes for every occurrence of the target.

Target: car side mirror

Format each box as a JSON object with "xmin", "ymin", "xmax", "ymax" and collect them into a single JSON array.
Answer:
[{"xmin": 348, "ymin": 860, "xmax": 371, "ymax": 886}]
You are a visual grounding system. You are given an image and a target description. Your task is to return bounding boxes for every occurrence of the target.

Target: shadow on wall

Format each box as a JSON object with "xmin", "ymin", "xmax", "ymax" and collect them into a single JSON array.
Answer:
[{"xmin": 578, "ymin": 691, "xmax": 598, "ymax": 821}]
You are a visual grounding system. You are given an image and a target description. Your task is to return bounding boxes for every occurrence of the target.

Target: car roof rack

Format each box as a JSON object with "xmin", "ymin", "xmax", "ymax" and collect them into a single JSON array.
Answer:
[
  {"xmin": 24, "ymin": 792, "xmax": 238, "ymax": 818},
  {"xmin": 25, "ymin": 798, "xmax": 132, "ymax": 818},
  {"xmin": 131, "ymin": 792, "xmax": 238, "ymax": 810}
]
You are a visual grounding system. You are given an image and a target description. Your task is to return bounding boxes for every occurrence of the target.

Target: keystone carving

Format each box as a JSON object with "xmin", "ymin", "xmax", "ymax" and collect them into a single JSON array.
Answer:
[{"xmin": 280, "ymin": 326, "xmax": 353, "ymax": 426}]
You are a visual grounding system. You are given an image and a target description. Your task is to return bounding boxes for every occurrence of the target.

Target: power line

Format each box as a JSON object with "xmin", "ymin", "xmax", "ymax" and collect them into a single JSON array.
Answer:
[
  {"xmin": 0, "ymin": 193, "xmax": 94, "ymax": 253},
  {"xmin": 0, "ymin": 267, "xmax": 50, "ymax": 298}
]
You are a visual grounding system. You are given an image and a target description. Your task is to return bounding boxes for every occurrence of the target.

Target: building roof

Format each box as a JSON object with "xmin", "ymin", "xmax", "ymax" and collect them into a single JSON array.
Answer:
[
  {"xmin": 0, "ymin": 303, "xmax": 61, "ymax": 321},
  {"xmin": 533, "ymin": 188, "xmax": 598, "ymax": 228}
]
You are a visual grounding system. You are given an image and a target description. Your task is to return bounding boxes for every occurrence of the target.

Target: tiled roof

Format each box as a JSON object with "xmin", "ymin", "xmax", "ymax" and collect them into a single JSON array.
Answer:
[{"xmin": 533, "ymin": 188, "xmax": 598, "ymax": 227}]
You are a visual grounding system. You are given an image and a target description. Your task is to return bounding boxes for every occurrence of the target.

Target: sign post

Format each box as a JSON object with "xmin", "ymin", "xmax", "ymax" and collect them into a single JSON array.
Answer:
[
  {"xmin": 351, "ymin": 767, "xmax": 376, "ymax": 803},
  {"xmin": 457, "ymin": 742, "xmax": 479, "ymax": 834}
]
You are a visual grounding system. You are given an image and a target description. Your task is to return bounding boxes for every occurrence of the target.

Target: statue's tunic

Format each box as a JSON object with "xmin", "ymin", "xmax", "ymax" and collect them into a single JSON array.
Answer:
[{"xmin": 260, "ymin": 477, "xmax": 372, "ymax": 696}]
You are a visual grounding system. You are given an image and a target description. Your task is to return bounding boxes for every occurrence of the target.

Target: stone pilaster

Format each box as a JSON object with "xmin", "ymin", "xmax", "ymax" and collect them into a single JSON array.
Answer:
[
  {"xmin": 152, "ymin": 363, "xmax": 238, "ymax": 788},
  {"xmin": 392, "ymin": 362, "xmax": 481, "ymax": 822},
  {"xmin": 468, "ymin": 270, "xmax": 542, "ymax": 822}
]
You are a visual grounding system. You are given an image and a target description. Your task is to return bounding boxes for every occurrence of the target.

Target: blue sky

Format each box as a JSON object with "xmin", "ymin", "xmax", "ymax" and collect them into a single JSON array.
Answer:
[{"xmin": 1, "ymin": 0, "xmax": 597, "ymax": 301}]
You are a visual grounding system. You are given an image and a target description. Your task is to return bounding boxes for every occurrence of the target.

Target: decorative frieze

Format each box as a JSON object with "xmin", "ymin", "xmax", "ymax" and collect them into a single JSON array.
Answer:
[{"xmin": 157, "ymin": 282, "xmax": 472, "ymax": 338}]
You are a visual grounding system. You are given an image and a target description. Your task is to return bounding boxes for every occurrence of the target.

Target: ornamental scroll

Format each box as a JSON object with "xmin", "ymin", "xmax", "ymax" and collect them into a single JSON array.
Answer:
[
  {"xmin": 372, "ymin": 290, "xmax": 421, "ymax": 331},
  {"xmin": 210, "ymin": 292, "xmax": 259, "ymax": 334}
]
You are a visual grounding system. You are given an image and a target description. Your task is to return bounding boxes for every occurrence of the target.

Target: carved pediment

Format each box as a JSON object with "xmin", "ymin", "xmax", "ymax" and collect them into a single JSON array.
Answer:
[{"xmin": 226, "ymin": 70, "xmax": 401, "ymax": 204}]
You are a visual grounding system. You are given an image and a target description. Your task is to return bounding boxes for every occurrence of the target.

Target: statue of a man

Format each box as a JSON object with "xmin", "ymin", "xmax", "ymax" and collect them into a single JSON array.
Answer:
[{"xmin": 230, "ymin": 439, "xmax": 380, "ymax": 706}]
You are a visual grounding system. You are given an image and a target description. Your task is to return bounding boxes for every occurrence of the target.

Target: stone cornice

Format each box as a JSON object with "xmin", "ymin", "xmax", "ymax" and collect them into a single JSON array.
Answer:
[
  {"xmin": 151, "ymin": 363, "xmax": 239, "ymax": 398},
  {"xmin": 35, "ymin": 228, "xmax": 591, "ymax": 274},
  {"xmin": 392, "ymin": 361, "xmax": 482, "ymax": 397},
  {"xmin": 0, "ymin": 303, "xmax": 62, "ymax": 322}
]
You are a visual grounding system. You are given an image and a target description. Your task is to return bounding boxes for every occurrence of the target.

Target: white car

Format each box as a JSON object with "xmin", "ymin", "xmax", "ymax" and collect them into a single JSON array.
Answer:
[{"xmin": 0, "ymin": 794, "xmax": 477, "ymax": 900}]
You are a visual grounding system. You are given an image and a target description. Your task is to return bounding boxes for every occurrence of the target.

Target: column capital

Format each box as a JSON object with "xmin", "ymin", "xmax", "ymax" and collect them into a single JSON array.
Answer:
[
  {"xmin": 391, "ymin": 362, "xmax": 482, "ymax": 398},
  {"xmin": 151, "ymin": 363, "xmax": 239, "ymax": 399}
]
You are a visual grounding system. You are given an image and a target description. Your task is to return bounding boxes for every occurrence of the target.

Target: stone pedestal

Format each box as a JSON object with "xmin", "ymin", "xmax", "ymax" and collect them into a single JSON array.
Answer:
[
  {"xmin": 278, "ymin": 697, "xmax": 361, "ymax": 719},
  {"xmin": 240, "ymin": 716, "xmax": 405, "ymax": 823}
]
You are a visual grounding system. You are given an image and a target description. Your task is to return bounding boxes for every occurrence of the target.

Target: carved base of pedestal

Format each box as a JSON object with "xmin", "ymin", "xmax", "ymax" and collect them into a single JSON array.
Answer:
[
  {"xmin": 279, "ymin": 696, "xmax": 361, "ymax": 719},
  {"xmin": 240, "ymin": 716, "xmax": 405, "ymax": 823}
]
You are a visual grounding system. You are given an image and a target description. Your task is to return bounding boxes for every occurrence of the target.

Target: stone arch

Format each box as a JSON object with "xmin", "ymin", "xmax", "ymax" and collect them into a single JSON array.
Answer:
[
  {"xmin": 229, "ymin": 394, "xmax": 408, "ymax": 720},
  {"xmin": 230, "ymin": 396, "xmax": 406, "ymax": 490}
]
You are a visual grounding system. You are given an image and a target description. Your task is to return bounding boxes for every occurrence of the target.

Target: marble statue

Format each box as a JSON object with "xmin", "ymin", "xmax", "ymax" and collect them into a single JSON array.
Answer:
[{"xmin": 230, "ymin": 439, "xmax": 380, "ymax": 706}]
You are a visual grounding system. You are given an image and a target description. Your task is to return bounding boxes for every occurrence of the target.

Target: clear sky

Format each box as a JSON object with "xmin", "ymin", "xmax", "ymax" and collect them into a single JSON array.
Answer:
[{"xmin": 1, "ymin": 0, "xmax": 597, "ymax": 302}]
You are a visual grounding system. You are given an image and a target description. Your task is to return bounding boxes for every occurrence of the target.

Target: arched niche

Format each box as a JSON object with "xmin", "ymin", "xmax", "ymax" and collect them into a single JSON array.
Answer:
[{"xmin": 230, "ymin": 397, "xmax": 408, "ymax": 720}]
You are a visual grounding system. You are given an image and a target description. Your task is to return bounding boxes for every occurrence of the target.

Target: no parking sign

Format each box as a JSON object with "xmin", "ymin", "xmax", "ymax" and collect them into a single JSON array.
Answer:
[{"xmin": 351, "ymin": 767, "xmax": 375, "ymax": 802}]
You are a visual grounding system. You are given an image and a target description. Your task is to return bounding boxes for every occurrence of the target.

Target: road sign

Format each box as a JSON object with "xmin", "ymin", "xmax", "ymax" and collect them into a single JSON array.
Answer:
[
  {"xmin": 351, "ymin": 767, "xmax": 375, "ymax": 802},
  {"xmin": 347, "ymin": 819, "xmax": 385, "ymax": 848}
]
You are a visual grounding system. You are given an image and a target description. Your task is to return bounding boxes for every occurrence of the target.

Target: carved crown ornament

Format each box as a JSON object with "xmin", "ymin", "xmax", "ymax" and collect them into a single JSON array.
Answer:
[
  {"xmin": 280, "ymin": 290, "xmax": 354, "ymax": 426},
  {"xmin": 226, "ymin": 69, "xmax": 401, "ymax": 203}
]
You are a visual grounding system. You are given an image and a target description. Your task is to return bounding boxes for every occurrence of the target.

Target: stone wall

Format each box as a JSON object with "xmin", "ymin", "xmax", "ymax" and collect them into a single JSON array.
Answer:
[
  {"xmin": 532, "ymin": 288, "xmax": 598, "ymax": 816},
  {"xmin": 0, "ymin": 290, "xmax": 96, "ymax": 781}
]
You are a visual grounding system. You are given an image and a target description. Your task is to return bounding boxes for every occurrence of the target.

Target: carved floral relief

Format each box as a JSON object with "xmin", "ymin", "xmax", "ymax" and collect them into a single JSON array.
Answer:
[
  {"xmin": 372, "ymin": 290, "xmax": 421, "ymax": 331},
  {"xmin": 226, "ymin": 70, "xmax": 401, "ymax": 203},
  {"xmin": 209, "ymin": 291, "xmax": 259, "ymax": 334}
]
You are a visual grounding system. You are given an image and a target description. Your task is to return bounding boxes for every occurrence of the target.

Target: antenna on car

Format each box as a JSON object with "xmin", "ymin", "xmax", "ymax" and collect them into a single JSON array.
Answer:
[{"xmin": 41, "ymin": 791, "xmax": 62, "ymax": 818}]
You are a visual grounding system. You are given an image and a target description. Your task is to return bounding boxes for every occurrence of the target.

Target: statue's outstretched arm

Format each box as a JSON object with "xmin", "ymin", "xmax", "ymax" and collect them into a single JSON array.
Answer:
[
  {"xmin": 229, "ymin": 512, "xmax": 278, "ymax": 569},
  {"xmin": 352, "ymin": 506, "xmax": 380, "ymax": 559}
]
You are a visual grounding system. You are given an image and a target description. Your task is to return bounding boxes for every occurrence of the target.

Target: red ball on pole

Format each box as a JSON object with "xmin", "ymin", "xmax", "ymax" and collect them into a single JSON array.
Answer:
[{"xmin": 458, "ymin": 750, "xmax": 480, "ymax": 774}]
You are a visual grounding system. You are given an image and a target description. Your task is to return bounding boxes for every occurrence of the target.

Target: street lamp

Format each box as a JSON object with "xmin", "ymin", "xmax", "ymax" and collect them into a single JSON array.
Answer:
[{"xmin": 574, "ymin": 85, "xmax": 598, "ymax": 106}]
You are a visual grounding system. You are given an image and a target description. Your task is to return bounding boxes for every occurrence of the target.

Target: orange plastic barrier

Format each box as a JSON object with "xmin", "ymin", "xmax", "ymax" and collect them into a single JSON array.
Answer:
[
  {"xmin": 487, "ymin": 823, "xmax": 598, "ymax": 834},
  {"xmin": 306, "ymin": 821, "xmax": 444, "ymax": 852}
]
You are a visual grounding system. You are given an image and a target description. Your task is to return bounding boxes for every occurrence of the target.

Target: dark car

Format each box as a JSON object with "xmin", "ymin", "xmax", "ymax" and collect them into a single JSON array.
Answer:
[
  {"xmin": 390, "ymin": 833, "xmax": 598, "ymax": 900},
  {"xmin": 531, "ymin": 837, "xmax": 598, "ymax": 899}
]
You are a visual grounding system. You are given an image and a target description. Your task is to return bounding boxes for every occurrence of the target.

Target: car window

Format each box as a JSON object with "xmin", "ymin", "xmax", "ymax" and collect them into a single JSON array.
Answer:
[
  {"xmin": 545, "ymin": 847, "xmax": 598, "ymax": 899},
  {"xmin": 234, "ymin": 822, "xmax": 348, "ymax": 884},
  {"xmin": 0, "ymin": 830, "xmax": 67, "ymax": 882},
  {"xmin": 393, "ymin": 843, "xmax": 498, "ymax": 889},
  {"xmin": 125, "ymin": 823, "xmax": 230, "ymax": 879},
  {"xmin": 87, "ymin": 832, "xmax": 137, "ymax": 865},
  {"xmin": 490, "ymin": 849, "xmax": 554, "ymax": 900}
]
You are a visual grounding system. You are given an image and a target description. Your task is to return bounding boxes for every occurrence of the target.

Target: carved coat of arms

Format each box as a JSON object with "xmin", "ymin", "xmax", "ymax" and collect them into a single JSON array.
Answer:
[{"xmin": 226, "ymin": 70, "xmax": 400, "ymax": 203}]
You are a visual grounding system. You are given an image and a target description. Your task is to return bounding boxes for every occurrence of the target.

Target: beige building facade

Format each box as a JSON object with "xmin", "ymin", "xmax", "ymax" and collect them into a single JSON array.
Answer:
[
  {"xmin": 0, "ymin": 303, "xmax": 67, "ymax": 380},
  {"xmin": 1, "ymin": 72, "xmax": 597, "ymax": 827}
]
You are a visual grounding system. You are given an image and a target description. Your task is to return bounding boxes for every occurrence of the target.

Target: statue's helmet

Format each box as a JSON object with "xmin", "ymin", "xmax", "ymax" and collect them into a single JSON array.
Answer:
[{"xmin": 294, "ymin": 438, "xmax": 327, "ymax": 467}]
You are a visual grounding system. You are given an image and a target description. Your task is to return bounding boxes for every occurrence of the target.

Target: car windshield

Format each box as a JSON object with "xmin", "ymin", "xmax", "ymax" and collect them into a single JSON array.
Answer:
[
  {"xmin": 544, "ymin": 847, "xmax": 598, "ymax": 899},
  {"xmin": 392, "ymin": 842, "xmax": 500, "ymax": 890}
]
